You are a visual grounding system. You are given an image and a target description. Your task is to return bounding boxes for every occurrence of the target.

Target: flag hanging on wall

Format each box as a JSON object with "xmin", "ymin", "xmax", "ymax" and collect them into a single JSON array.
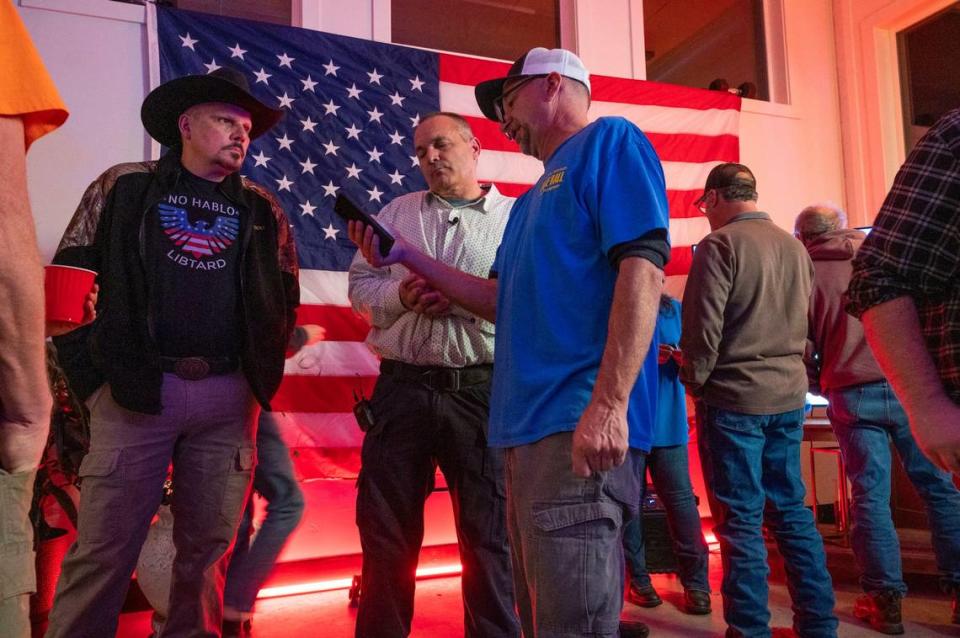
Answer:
[{"xmin": 155, "ymin": 6, "xmax": 741, "ymax": 479}]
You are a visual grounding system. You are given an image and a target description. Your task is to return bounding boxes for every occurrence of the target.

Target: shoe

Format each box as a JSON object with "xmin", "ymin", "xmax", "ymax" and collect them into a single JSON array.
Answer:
[
  {"xmin": 853, "ymin": 590, "xmax": 904, "ymax": 635},
  {"xmin": 626, "ymin": 581, "xmax": 662, "ymax": 608},
  {"xmin": 222, "ymin": 618, "xmax": 252, "ymax": 638},
  {"xmin": 684, "ymin": 588, "xmax": 712, "ymax": 615},
  {"xmin": 619, "ymin": 619, "xmax": 650, "ymax": 638}
]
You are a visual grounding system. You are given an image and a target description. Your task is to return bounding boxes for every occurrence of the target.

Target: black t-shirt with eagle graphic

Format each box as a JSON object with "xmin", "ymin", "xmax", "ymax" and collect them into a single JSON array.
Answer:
[{"xmin": 148, "ymin": 170, "xmax": 243, "ymax": 358}]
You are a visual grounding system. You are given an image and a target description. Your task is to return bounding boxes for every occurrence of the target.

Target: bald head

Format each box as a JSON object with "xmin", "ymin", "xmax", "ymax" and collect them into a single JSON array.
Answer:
[{"xmin": 794, "ymin": 203, "xmax": 847, "ymax": 243}]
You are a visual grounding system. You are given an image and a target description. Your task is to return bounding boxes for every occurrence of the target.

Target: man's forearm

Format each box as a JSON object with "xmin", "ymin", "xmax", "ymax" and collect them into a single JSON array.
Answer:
[
  {"xmin": 0, "ymin": 115, "xmax": 53, "ymax": 472},
  {"xmin": 861, "ymin": 296, "xmax": 948, "ymax": 411},
  {"xmin": 400, "ymin": 248, "xmax": 498, "ymax": 323},
  {"xmin": 591, "ymin": 258, "xmax": 662, "ymax": 408}
]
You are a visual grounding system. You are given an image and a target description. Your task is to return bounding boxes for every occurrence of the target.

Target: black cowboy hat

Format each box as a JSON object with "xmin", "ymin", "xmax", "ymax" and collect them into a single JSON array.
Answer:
[{"xmin": 141, "ymin": 66, "xmax": 283, "ymax": 147}]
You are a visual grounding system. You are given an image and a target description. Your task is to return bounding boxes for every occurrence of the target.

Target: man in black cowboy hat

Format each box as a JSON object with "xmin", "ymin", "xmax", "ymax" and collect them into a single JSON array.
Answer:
[{"xmin": 45, "ymin": 67, "xmax": 299, "ymax": 638}]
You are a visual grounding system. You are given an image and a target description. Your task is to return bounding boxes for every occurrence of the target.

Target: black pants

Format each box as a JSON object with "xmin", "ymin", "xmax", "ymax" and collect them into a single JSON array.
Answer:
[{"xmin": 354, "ymin": 374, "xmax": 519, "ymax": 638}]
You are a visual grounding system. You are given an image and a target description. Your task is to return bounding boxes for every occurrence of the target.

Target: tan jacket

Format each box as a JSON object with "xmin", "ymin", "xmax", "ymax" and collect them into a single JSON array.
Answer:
[{"xmin": 680, "ymin": 212, "xmax": 812, "ymax": 414}]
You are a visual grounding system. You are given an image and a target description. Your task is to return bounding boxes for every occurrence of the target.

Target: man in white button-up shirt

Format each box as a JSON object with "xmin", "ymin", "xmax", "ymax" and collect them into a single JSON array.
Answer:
[{"xmin": 347, "ymin": 112, "xmax": 519, "ymax": 638}]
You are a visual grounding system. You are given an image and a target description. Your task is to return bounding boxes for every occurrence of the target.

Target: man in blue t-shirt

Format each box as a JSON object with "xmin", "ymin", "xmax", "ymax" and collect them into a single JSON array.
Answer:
[{"xmin": 348, "ymin": 48, "xmax": 669, "ymax": 637}]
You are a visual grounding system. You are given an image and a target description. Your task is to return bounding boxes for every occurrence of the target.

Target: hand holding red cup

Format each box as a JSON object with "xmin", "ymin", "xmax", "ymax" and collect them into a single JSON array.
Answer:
[{"xmin": 44, "ymin": 265, "xmax": 98, "ymax": 336}]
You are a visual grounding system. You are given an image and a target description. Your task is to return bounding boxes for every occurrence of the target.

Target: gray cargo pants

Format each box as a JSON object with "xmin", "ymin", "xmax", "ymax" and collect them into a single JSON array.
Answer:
[
  {"xmin": 46, "ymin": 371, "xmax": 258, "ymax": 638},
  {"xmin": 505, "ymin": 432, "xmax": 643, "ymax": 638}
]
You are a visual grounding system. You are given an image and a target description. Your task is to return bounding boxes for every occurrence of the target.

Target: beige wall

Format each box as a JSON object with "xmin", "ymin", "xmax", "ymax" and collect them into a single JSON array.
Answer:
[{"xmin": 833, "ymin": 0, "xmax": 956, "ymax": 226}]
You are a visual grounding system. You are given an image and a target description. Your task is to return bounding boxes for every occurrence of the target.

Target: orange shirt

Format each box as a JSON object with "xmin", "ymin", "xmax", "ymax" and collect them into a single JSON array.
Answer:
[{"xmin": 0, "ymin": 0, "xmax": 68, "ymax": 150}]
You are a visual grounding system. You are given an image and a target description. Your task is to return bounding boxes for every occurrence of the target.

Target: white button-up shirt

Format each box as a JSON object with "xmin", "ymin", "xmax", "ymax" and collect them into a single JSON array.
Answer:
[{"xmin": 348, "ymin": 185, "xmax": 513, "ymax": 367}]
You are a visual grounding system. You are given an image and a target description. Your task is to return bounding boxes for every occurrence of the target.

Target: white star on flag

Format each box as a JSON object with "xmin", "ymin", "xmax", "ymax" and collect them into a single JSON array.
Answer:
[
  {"xmin": 179, "ymin": 33, "xmax": 198, "ymax": 50},
  {"xmin": 228, "ymin": 43, "xmax": 246, "ymax": 59},
  {"xmin": 322, "ymin": 99, "xmax": 340, "ymax": 116},
  {"xmin": 409, "ymin": 76, "xmax": 425, "ymax": 91},
  {"xmin": 300, "ymin": 201, "xmax": 317, "ymax": 216},
  {"xmin": 322, "ymin": 140, "xmax": 340, "ymax": 156},
  {"xmin": 321, "ymin": 181, "xmax": 340, "ymax": 198},
  {"xmin": 345, "ymin": 163, "xmax": 362, "ymax": 179},
  {"xmin": 322, "ymin": 223, "xmax": 340, "ymax": 239},
  {"xmin": 367, "ymin": 69, "xmax": 383, "ymax": 85},
  {"xmin": 389, "ymin": 91, "xmax": 405, "ymax": 106},
  {"xmin": 367, "ymin": 186, "xmax": 384, "ymax": 203},
  {"xmin": 409, "ymin": 155, "xmax": 419, "ymax": 167},
  {"xmin": 252, "ymin": 150, "xmax": 271, "ymax": 167},
  {"xmin": 301, "ymin": 75, "xmax": 318, "ymax": 92},
  {"xmin": 276, "ymin": 175, "xmax": 294, "ymax": 191},
  {"xmin": 344, "ymin": 124, "xmax": 362, "ymax": 140},
  {"xmin": 277, "ymin": 92, "xmax": 295, "ymax": 108},
  {"xmin": 366, "ymin": 147, "xmax": 383, "ymax": 163},
  {"xmin": 322, "ymin": 59, "xmax": 340, "ymax": 76},
  {"xmin": 299, "ymin": 117, "xmax": 318, "ymax": 133},
  {"xmin": 388, "ymin": 131, "xmax": 405, "ymax": 145},
  {"xmin": 277, "ymin": 52, "xmax": 295, "ymax": 68},
  {"xmin": 409, "ymin": 114, "xmax": 421, "ymax": 127},
  {"xmin": 276, "ymin": 134, "xmax": 294, "ymax": 151},
  {"xmin": 388, "ymin": 170, "xmax": 404, "ymax": 185},
  {"xmin": 367, "ymin": 107, "xmax": 384, "ymax": 124},
  {"xmin": 253, "ymin": 68, "xmax": 271, "ymax": 85},
  {"xmin": 299, "ymin": 157, "xmax": 318, "ymax": 174},
  {"xmin": 204, "ymin": 59, "xmax": 221, "ymax": 73},
  {"xmin": 346, "ymin": 84, "xmax": 363, "ymax": 100}
]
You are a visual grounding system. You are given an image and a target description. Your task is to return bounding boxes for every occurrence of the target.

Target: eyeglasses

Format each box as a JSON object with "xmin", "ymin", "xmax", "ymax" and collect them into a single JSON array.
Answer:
[{"xmin": 493, "ymin": 75, "xmax": 546, "ymax": 122}]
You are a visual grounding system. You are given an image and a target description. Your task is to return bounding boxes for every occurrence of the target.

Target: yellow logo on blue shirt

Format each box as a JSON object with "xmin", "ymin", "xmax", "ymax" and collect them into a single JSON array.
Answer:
[{"xmin": 540, "ymin": 168, "xmax": 566, "ymax": 193}]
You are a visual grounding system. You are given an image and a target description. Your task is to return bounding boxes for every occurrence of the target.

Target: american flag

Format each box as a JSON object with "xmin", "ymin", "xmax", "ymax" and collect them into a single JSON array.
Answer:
[{"xmin": 155, "ymin": 6, "xmax": 740, "ymax": 479}]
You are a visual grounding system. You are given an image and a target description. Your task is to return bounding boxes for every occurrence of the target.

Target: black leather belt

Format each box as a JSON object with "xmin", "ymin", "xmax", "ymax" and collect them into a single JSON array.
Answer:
[
  {"xmin": 160, "ymin": 356, "xmax": 238, "ymax": 381},
  {"xmin": 380, "ymin": 359, "xmax": 492, "ymax": 392}
]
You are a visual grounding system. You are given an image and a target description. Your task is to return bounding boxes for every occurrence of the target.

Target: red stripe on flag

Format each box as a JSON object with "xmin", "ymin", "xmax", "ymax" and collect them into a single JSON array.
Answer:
[
  {"xmin": 668, "ymin": 190, "xmax": 705, "ymax": 219},
  {"xmin": 439, "ymin": 53, "xmax": 741, "ymax": 111},
  {"xmin": 645, "ymin": 133, "xmax": 739, "ymax": 163},
  {"xmin": 491, "ymin": 182, "xmax": 532, "ymax": 198},
  {"xmin": 465, "ymin": 116, "xmax": 519, "ymax": 152},
  {"xmin": 591, "ymin": 75, "xmax": 741, "ymax": 110},
  {"xmin": 469, "ymin": 120, "xmax": 738, "ymax": 165},
  {"xmin": 295, "ymin": 305, "xmax": 369, "ymax": 342},
  {"xmin": 272, "ymin": 375, "xmax": 378, "ymax": 413},
  {"xmin": 439, "ymin": 53, "xmax": 511, "ymax": 86},
  {"xmin": 665, "ymin": 246, "xmax": 694, "ymax": 277}
]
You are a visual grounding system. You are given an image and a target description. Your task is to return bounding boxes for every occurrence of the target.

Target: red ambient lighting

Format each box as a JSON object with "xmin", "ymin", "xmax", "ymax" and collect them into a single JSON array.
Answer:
[{"xmin": 256, "ymin": 563, "xmax": 464, "ymax": 600}]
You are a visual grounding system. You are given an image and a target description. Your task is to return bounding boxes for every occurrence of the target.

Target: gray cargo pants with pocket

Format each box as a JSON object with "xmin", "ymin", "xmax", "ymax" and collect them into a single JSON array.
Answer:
[
  {"xmin": 46, "ymin": 371, "xmax": 258, "ymax": 638},
  {"xmin": 505, "ymin": 431, "xmax": 643, "ymax": 638}
]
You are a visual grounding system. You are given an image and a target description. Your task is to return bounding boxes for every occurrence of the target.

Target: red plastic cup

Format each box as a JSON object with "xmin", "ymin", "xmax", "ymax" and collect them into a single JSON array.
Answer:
[{"xmin": 44, "ymin": 265, "xmax": 96, "ymax": 324}]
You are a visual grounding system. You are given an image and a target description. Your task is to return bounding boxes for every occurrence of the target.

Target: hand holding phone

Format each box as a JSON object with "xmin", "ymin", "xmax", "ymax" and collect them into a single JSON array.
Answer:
[{"xmin": 334, "ymin": 194, "xmax": 395, "ymax": 257}]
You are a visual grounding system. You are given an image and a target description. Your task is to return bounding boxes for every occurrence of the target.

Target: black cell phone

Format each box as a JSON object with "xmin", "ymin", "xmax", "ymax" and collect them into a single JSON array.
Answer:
[{"xmin": 334, "ymin": 194, "xmax": 395, "ymax": 257}]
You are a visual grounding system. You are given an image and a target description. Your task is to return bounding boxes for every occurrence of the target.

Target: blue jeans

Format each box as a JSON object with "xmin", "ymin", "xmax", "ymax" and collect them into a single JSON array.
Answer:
[
  {"xmin": 622, "ymin": 444, "xmax": 710, "ymax": 592},
  {"xmin": 224, "ymin": 411, "xmax": 305, "ymax": 614},
  {"xmin": 827, "ymin": 380, "xmax": 960, "ymax": 594},
  {"xmin": 697, "ymin": 403, "xmax": 837, "ymax": 638}
]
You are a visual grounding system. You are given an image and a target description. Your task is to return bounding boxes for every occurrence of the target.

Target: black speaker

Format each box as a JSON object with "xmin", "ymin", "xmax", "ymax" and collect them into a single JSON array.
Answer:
[
  {"xmin": 641, "ymin": 486, "xmax": 679, "ymax": 574},
  {"xmin": 641, "ymin": 511, "xmax": 677, "ymax": 573}
]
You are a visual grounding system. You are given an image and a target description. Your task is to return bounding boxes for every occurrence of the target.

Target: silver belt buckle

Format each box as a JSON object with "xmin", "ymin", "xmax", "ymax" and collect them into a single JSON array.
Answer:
[{"xmin": 173, "ymin": 357, "xmax": 210, "ymax": 380}]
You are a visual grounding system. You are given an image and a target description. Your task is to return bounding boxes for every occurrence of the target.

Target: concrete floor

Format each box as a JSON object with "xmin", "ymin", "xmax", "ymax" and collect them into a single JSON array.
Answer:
[{"xmin": 115, "ymin": 539, "xmax": 960, "ymax": 637}]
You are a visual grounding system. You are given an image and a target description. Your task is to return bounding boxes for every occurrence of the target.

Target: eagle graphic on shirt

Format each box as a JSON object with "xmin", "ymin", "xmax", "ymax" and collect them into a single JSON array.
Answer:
[{"xmin": 159, "ymin": 203, "xmax": 240, "ymax": 258}]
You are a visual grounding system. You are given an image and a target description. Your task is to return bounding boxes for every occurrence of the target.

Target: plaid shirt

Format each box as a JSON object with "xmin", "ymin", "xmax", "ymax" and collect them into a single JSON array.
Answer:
[{"xmin": 846, "ymin": 107, "xmax": 960, "ymax": 402}]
